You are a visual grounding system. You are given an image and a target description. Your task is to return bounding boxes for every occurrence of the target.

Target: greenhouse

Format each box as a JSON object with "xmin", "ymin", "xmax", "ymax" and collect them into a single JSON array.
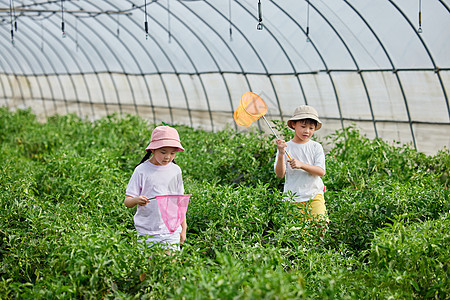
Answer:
[
  {"xmin": 1, "ymin": 1, "xmax": 449, "ymax": 299},
  {"xmin": 1, "ymin": 0, "xmax": 449, "ymax": 153}
]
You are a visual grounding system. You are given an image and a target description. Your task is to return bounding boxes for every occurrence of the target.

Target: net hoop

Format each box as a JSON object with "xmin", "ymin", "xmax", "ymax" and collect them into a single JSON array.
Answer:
[
  {"xmin": 156, "ymin": 194, "xmax": 191, "ymax": 233},
  {"xmin": 233, "ymin": 92, "xmax": 267, "ymax": 127}
]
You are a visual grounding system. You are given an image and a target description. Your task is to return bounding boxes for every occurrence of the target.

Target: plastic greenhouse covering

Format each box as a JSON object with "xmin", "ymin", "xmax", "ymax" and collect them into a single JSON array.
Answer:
[{"xmin": 0, "ymin": 0, "xmax": 449, "ymax": 154}]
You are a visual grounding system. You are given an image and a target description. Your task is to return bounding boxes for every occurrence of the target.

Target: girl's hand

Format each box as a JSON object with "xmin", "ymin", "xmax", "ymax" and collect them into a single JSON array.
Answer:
[
  {"xmin": 137, "ymin": 195, "xmax": 150, "ymax": 206},
  {"xmin": 125, "ymin": 195, "xmax": 149, "ymax": 208},
  {"xmin": 275, "ymin": 138, "xmax": 287, "ymax": 154},
  {"xmin": 180, "ymin": 231, "xmax": 187, "ymax": 244}
]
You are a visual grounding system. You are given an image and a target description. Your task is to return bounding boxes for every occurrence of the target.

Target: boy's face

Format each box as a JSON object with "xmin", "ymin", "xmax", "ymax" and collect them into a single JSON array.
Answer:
[{"xmin": 292, "ymin": 120, "xmax": 316, "ymax": 143}]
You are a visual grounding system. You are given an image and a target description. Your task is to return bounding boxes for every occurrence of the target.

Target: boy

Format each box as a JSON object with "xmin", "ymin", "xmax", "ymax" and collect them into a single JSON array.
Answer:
[{"xmin": 274, "ymin": 105, "xmax": 328, "ymax": 227}]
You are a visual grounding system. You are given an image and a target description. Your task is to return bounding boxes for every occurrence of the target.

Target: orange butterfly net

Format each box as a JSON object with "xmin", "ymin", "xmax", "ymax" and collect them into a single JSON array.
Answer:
[
  {"xmin": 233, "ymin": 92, "xmax": 267, "ymax": 127},
  {"xmin": 234, "ymin": 92, "xmax": 291, "ymax": 159}
]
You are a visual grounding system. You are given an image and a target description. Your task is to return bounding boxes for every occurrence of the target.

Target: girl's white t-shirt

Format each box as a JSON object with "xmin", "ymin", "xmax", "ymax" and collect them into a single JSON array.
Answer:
[
  {"xmin": 126, "ymin": 160, "xmax": 184, "ymax": 236},
  {"xmin": 274, "ymin": 139, "xmax": 325, "ymax": 202}
]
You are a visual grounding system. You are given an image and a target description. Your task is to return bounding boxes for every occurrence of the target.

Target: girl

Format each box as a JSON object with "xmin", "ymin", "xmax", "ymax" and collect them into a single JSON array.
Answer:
[{"xmin": 124, "ymin": 126, "xmax": 186, "ymax": 251}]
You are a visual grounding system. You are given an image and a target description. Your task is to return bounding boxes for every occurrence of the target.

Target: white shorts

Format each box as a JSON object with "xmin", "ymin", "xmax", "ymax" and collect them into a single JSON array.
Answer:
[{"xmin": 138, "ymin": 233, "xmax": 181, "ymax": 252}]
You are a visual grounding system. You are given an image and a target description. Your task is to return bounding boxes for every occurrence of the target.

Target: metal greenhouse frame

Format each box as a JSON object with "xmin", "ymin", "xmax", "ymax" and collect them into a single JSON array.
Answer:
[{"xmin": 1, "ymin": 0, "xmax": 449, "ymax": 154}]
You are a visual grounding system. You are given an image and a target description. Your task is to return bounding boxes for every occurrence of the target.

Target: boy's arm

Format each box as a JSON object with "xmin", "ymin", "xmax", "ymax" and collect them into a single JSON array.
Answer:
[
  {"xmin": 275, "ymin": 151, "xmax": 286, "ymax": 178},
  {"xmin": 288, "ymin": 159, "xmax": 325, "ymax": 177},
  {"xmin": 275, "ymin": 139, "xmax": 287, "ymax": 178}
]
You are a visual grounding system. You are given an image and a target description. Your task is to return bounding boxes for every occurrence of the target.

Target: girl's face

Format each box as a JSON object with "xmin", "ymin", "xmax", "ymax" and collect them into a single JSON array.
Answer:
[
  {"xmin": 149, "ymin": 147, "xmax": 178, "ymax": 166},
  {"xmin": 292, "ymin": 120, "xmax": 316, "ymax": 143}
]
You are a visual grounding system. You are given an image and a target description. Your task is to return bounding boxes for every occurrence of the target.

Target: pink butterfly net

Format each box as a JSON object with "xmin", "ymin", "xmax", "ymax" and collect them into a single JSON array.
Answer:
[{"xmin": 156, "ymin": 194, "xmax": 191, "ymax": 233}]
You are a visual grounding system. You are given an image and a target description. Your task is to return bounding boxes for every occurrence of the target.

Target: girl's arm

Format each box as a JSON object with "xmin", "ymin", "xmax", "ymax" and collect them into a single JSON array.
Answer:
[
  {"xmin": 124, "ymin": 195, "xmax": 149, "ymax": 208},
  {"xmin": 180, "ymin": 218, "xmax": 187, "ymax": 244}
]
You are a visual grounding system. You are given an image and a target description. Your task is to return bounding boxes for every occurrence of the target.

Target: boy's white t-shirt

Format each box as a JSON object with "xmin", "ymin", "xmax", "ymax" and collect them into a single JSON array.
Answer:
[
  {"xmin": 274, "ymin": 139, "xmax": 325, "ymax": 203},
  {"xmin": 126, "ymin": 160, "xmax": 184, "ymax": 236}
]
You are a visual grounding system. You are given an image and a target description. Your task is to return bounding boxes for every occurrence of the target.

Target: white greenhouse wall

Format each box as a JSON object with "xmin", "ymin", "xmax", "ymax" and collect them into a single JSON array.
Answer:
[{"xmin": 1, "ymin": 72, "xmax": 448, "ymax": 155}]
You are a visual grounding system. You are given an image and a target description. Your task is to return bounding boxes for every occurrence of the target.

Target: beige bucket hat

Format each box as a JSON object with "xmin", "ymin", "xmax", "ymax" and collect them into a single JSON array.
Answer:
[{"xmin": 287, "ymin": 105, "xmax": 322, "ymax": 130}]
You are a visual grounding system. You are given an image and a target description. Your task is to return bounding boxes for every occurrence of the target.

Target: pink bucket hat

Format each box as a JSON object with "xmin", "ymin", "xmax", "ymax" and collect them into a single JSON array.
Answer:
[{"xmin": 145, "ymin": 126, "xmax": 185, "ymax": 152}]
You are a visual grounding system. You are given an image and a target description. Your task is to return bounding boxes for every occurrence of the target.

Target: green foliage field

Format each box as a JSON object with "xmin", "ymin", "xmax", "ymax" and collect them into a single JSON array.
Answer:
[{"xmin": 1, "ymin": 107, "xmax": 448, "ymax": 299}]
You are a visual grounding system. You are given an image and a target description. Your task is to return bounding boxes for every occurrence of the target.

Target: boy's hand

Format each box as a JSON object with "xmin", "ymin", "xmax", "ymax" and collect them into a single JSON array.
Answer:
[
  {"xmin": 288, "ymin": 158, "xmax": 303, "ymax": 169},
  {"xmin": 275, "ymin": 138, "xmax": 287, "ymax": 154},
  {"xmin": 286, "ymin": 160, "xmax": 325, "ymax": 177}
]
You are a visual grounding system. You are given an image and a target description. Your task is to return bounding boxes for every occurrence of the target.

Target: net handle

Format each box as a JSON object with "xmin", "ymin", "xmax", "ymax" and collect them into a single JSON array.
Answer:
[
  {"xmin": 148, "ymin": 194, "xmax": 191, "ymax": 201},
  {"xmin": 261, "ymin": 115, "xmax": 292, "ymax": 160}
]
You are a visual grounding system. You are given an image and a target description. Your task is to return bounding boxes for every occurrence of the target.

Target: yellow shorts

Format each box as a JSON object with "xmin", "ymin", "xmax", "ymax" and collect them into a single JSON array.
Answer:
[{"xmin": 293, "ymin": 194, "xmax": 329, "ymax": 224}]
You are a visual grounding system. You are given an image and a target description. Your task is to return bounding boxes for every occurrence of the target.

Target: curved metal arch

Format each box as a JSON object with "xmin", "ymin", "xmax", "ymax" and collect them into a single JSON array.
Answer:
[
  {"xmin": 31, "ymin": 18, "xmax": 96, "ymax": 117},
  {"xmin": 265, "ymin": 2, "xmax": 329, "ymax": 70},
  {"xmin": 268, "ymin": 0, "xmax": 329, "ymax": 101},
  {"xmin": 73, "ymin": 1, "xmax": 144, "ymax": 116},
  {"xmin": 388, "ymin": 0, "xmax": 450, "ymax": 121},
  {"xmin": 69, "ymin": 1, "xmax": 162, "ymax": 118},
  {"xmin": 14, "ymin": 18, "xmax": 84, "ymax": 117},
  {"xmin": 38, "ymin": 4, "xmax": 112, "ymax": 117},
  {"xmin": 35, "ymin": 16, "xmax": 103, "ymax": 116},
  {"xmin": 128, "ymin": 0, "xmax": 243, "ymax": 128},
  {"xmin": 439, "ymin": 0, "xmax": 450, "ymax": 12},
  {"xmin": 342, "ymin": 0, "xmax": 415, "ymax": 145},
  {"xmin": 268, "ymin": 1, "xmax": 345, "ymax": 131},
  {"xmin": 118, "ymin": 0, "xmax": 201, "ymax": 126},
  {"xmin": 230, "ymin": 0, "xmax": 307, "ymax": 119},
  {"xmin": 131, "ymin": 0, "xmax": 199, "ymax": 126},
  {"xmin": 232, "ymin": 1, "xmax": 287, "ymax": 124},
  {"xmin": 0, "ymin": 44, "xmax": 26, "ymax": 109},
  {"xmin": 202, "ymin": 1, "xmax": 271, "ymax": 131},
  {"xmin": 179, "ymin": 0, "xmax": 254, "ymax": 131},
  {"xmin": 124, "ymin": 0, "xmax": 270, "ymax": 131},
  {"xmin": 121, "ymin": 0, "xmax": 233, "ymax": 128},
  {"xmin": 0, "ymin": 24, "xmax": 26, "ymax": 108},
  {"xmin": 0, "ymin": 31, "xmax": 60, "ymax": 115},
  {"xmin": 140, "ymin": 0, "xmax": 296, "ymax": 131},
  {"xmin": 176, "ymin": 0, "xmax": 287, "ymax": 131},
  {"xmin": 0, "ymin": 57, "xmax": 7, "ymax": 105},
  {"xmin": 102, "ymin": 0, "xmax": 161, "ymax": 125},
  {"xmin": 110, "ymin": 0, "xmax": 200, "ymax": 127},
  {"xmin": 41, "ymin": 3, "xmax": 124, "ymax": 116},
  {"xmin": 438, "ymin": 0, "xmax": 450, "ymax": 119},
  {"xmin": 0, "ymin": 9, "xmax": 13, "ymax": 104},
  {"xmin": 0, "ymin": 43, "xmax": 39, "ymax": 109},
  {"xmin": 0, "ymin": 27, "xmax": 32, "ymax": 104},
  {"xmin": 106, "ymin": 0, "xmax": 191, "ymax": 126},
  {"xmin": 151, "ymin": 0, "xmax": 219, "ymax": 130},
  {"xmin": 372, "ymin": 1, "xmax": 422, "ymax": 148},
  {"xmin": 306, "ymin": 1, "xmax": 378, "ymax": 137},
  {"xmin": 248, "ymin": 0, "xmax": 311, "ymax": 100},
  {"xmin": 60, "ymin": 2, "xmax": 137, "ymax": 116},
  {"xmin": 0, "ymin": 41, "xmax": 19, "ymax": 106},
  {"xmin": 23, "ymin": 15, "xmax": 102, "ymax": 118}
]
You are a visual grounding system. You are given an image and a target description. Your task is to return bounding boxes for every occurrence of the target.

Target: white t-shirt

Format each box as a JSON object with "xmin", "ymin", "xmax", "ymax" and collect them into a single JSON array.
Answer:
[
  {"xmin": 126, "ymin": 160, "xmax": 184, "ymax": 236},
  {"xmin": 274, "ymin": 139, "xmax": 325, "ymax": 202}
]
